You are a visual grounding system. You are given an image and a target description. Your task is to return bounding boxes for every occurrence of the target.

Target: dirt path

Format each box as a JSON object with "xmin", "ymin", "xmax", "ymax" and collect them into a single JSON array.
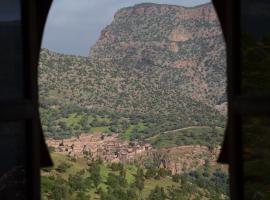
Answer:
[
  {"xmin": 163, "ymin": 126, "xmax": 210, "ymax": 134},
  {"xmin": 146, "ymin": 126, "xmax": 212, "ymax": 141}
]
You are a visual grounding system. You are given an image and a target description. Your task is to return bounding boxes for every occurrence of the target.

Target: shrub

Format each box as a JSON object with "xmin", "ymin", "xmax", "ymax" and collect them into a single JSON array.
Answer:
[{"xmin": 55, "ymin": 162, "xmax": 71, "ymax": 173}]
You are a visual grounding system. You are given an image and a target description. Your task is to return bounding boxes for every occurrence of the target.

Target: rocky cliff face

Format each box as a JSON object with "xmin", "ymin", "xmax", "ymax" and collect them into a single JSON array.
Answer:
[{"xmin": 90, "ymin": 3, "xmax": 226, "ymax": 108}]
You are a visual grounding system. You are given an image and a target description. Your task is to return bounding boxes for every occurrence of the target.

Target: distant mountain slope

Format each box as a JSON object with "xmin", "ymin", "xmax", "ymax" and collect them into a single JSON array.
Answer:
[
  {"xmin": 90, "ymin": 3, "xmax": 227, "ymax": 107},
  {"xmin": 39, "ymin": 3, "xmax": 227, "ymax": 139}
]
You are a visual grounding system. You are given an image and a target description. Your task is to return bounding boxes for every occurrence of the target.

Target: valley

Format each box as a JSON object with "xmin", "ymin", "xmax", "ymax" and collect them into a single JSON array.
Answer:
[{"xmin": 40, "ymin": 2, "xmax": 228, "ymax": 199}]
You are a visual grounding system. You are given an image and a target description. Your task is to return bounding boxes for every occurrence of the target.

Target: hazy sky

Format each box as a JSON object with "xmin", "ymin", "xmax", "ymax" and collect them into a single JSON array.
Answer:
[{"xmin": 42, "ymin": 0, "xmax": 211, "ymax": 56}]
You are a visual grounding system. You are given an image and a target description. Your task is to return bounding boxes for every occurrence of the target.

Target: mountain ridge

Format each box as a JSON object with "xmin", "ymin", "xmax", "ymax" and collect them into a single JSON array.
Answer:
[
  {"xmin": 119, "ymin": 2, "xmax": 213, "ymax": 11},
  {"xmin": 39, "ymin": 3, "xmax": 226, "ymax": 140},
  {"xmin": 89, "ymin": 2, "xmax": 226, "ymax": 108}
]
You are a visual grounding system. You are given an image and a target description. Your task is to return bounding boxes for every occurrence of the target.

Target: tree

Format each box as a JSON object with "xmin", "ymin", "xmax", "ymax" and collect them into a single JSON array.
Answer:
[
  {"xmin": 134, "ymin": 167, "xmax": 145, "ymax": 198},
  {"xmin": 101, "ymin": 169, "xmax": 135, "ymax": 200},
  {"xmin": 167, "ymin": 186, "xmax": 186, "ymax": 200},
  {"xmin": 80, "ymin": 116, "xmax": 89, "ymax": 131},
  {"xmin": 145, "ymin": 167, "xmax": 157, "ymax": 179},
  {"xmin": 68, "ymin": 172, "xmax": 85, "ymax": 192},
  {"xmin": 47, "ymin": 177, "xmax": 69, "ymax": 200},
  {"xmin": 120, "ymin": 166, "xmax": 127, "ymax": 184},
  {"xmin": 58, "ymin": 121, "xmax": 68, "ymax": 131},
  {"xmin": 55, "ymin": 162, "xmax": 71, "ymax": 173},
  {"xmin": 76, "ymin": 191, "xmax": 90, "ymax": 200},
  {"xmin": 106, "ymin": 172, "xmax": 118, "ymax": 187},
  {"xmin": 110, "ymin": 162, "xmax": 124, "ymax": 171},
  {"xmin": 101, "ymin": 186, "xmax": 127, "ymax": 200},
  {"xmin": 157, "ymin": 168, "xmax": 169, "ymax": 178},
  {"xmin": 127, "ymin": 187, "xmax": 138, "ymax": 200},
  {"xmin": 107, "ymin": 172, "xmax": 127, "ymax": 188},
  {"xmin": 172, "ymin": 174, "xmax": 181, "ymax": 183},
  {"xmin": 88, "ymin": 162, "xmax": 102, "ymax": 191},
  {"xmin": 147, "ymin": 186, "xmax": 167, "ymax": 200}
]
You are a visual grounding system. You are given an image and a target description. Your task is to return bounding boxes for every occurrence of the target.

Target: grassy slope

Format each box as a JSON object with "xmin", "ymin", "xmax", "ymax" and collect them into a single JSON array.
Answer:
[
  {"xmin": 147, "ymin": 126, "xmax": 225, "ymax": 148},
  {"xmin": 42, "ymin": 152, "xmax": 229, "ymax": 199},
  {"xmin": 42, "ymin": 152, "xmax": 178, "ymax": 199}
]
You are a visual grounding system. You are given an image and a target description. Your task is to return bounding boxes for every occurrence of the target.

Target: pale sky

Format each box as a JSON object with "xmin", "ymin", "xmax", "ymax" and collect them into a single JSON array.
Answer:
[{"xmin": 42, "ymin": 0, "xmax": 211, "ymax": 56}]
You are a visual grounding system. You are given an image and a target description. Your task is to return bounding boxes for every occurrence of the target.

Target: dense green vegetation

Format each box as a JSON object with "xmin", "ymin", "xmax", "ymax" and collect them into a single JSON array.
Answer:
[
  {"xmin": 40, "ymin": 99, "xmax": 225, "ymax": 141},
  {"xmin": 148, "ymin": 126, "xmax": 225, "ymax": 149},
  {"xmin": 40, "ymin": 104, "xmax": 153, "ymax": 140},
  {"xmin": 41, "ymin": 153, "xmax": 229, "ymax": 200},
  {"xmin": 40, "ymin": 104, "xmax": 225, "ymax": 149},
  {"xmin": 39, "ymin": 49, "xmax": 225, "ymax": 119}
]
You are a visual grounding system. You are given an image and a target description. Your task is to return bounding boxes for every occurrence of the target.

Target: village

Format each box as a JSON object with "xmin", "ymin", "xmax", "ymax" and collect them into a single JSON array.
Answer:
[
  {"xmin": 46, "ymin": 133, "xmax": 153, "ymax": 163},
  {"xmin": 46, "ymin": 133, "xmax": 222, "ymax": 174}
]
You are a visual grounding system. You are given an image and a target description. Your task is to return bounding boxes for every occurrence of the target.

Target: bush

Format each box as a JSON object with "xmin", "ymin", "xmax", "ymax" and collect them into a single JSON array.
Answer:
[
  {"xmin": 76, "ymin": 191, "xmax": 90, "ymax": 200},
  {"xmin": 157, "ymin": 168, "xmax": 170, "ymax": 178},
  {"xmin": 55, "ymin": 162, "xmax": 71, "ymax": 173},
  {"xmin": 145, "ymin": 168, "xmax": 157, "ymax": 179},
  {"xmin": 147, "ymin": 186, "xmax": 167, "ymax": 200},
  {"xmin": 110, "ymin": 163, "xmax": 124, "ymax": 171},
  {"xmin": 42, "ymin": 177, "xmax": 69, "ymax": 200},
  {"xmin": 68, "ymin": 172, "xmax": 86, "ymax": 192},
  {"xmin": 172, "ymin": 174, "xmax": 181, "ymax": 183}
]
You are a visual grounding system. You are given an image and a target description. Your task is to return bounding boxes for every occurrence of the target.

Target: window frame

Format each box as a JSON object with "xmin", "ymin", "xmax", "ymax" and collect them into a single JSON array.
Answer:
[
  {"xmin": 0, "ymin": 0, "xmax": 52, "ymax": 198},
  {"xmin": 2, "ymin": 0, "xmax": 268, "ymax": 199}
]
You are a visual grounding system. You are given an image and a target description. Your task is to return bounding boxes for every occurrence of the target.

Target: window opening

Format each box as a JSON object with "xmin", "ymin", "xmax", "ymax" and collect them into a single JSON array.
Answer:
[{"xmin": 39, "ymin": 1, "xmax": 229, "ymax": 199}]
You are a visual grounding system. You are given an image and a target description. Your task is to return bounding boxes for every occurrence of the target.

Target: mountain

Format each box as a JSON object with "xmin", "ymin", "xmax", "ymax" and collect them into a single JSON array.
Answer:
[
  {"xmin": 90, "ymin": 3, "xmax": 227, "ymax": 107},
  {"xmin": 39, "ymin": 3, "xmax": 226, "ymax": 140},
  {"xmin": 40, "ymin": 3, "xmax": 229, "ymax": 199}
]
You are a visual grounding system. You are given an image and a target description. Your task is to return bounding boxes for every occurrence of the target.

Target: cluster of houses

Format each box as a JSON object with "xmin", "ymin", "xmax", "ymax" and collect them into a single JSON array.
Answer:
[
  {"xmin": 46, "ymin": 134, "xmax": 221, "ymax": 174},
  {"xmin": 46, "ymin": 133, "xmax": 152, "ymax": 163}
]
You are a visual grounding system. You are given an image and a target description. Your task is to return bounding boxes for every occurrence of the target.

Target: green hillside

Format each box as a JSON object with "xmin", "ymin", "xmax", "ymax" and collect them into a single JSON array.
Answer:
[
  {"xmin": 39, "ymin": 3, "xmax": 226, "ymax": 140},
  {"xmin": 39, "ymin": 49, "xmax": 225, "ymax": 140},
  {"xmin": 147, "ymin": 126, "xmax": 225, "ymax": 149},
  {"xmin": 41, "ymin": 152, "xmax": 229, "ymax": 200}
]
